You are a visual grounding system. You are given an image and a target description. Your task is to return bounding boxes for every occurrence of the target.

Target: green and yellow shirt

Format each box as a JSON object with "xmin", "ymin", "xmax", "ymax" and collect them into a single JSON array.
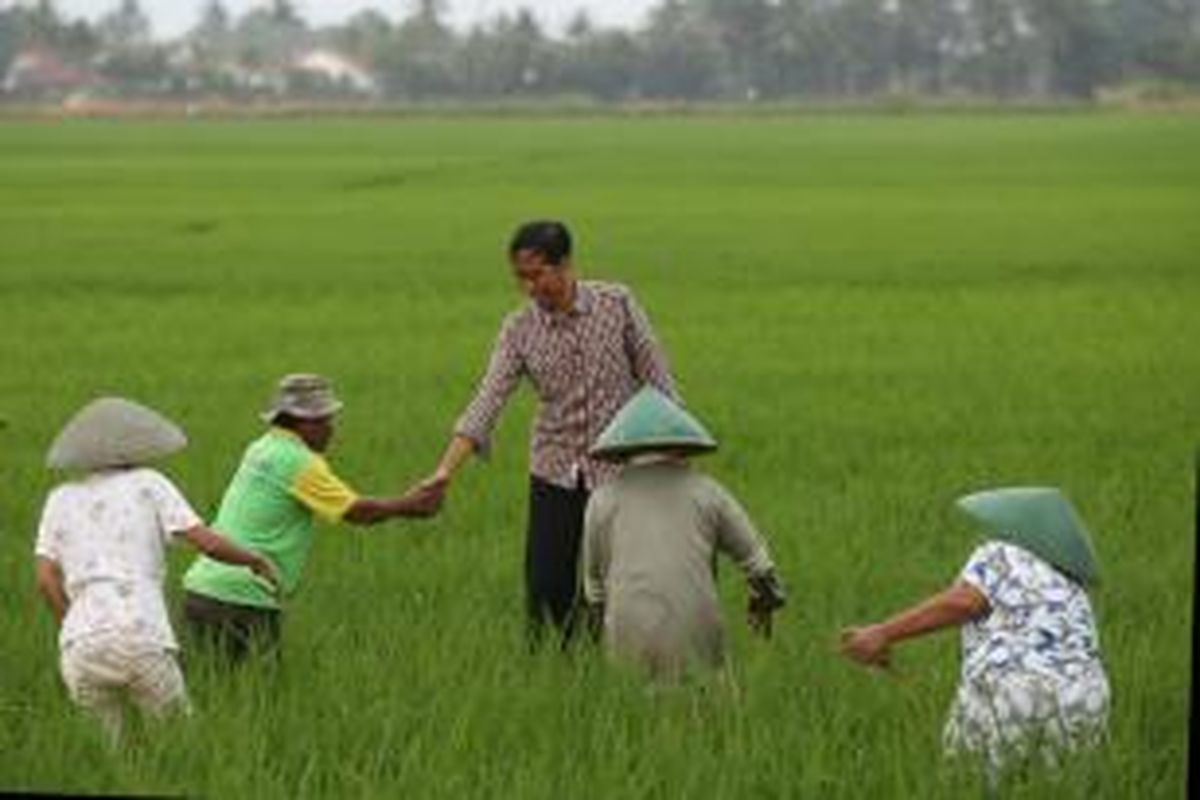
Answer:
[{"xmin": 183, "ymin": 427, "xmax": 358, "ymax": 609}]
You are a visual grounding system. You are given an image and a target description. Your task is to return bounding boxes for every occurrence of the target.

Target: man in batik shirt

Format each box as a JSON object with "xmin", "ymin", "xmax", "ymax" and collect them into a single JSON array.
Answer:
[
  {"xmin": 422, "ymin": 220, "xmax": 677, "ymax": 646},
  {"xmin": 841, "ymin": 487, "xmax": 1110, "ymax": 776}
]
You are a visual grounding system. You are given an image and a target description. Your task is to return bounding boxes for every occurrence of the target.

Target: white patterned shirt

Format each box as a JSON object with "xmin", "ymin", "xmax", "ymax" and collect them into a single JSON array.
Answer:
[
  {"xmin": 957, "ymin": 540, "xmax": 1105, "ymax": 685},
  {"xmin": 455, "ymin": 280, "xmax": 676, "ymax": 490},
  {"xmin": 35, "ymin": 468, "xmax": 202, "ymax": 651}
]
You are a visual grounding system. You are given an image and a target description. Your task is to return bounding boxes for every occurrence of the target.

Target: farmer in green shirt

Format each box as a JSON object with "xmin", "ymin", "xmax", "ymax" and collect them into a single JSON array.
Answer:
[{"xmin": 182, "ymin": 374, "xmax": 440, "ymax": 660}]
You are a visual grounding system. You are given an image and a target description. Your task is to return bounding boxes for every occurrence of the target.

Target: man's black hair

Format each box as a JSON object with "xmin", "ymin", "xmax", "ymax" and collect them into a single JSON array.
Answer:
[
  {"xmin": 272, "ymin": 412, "xmax": 299, "ymax": 430},
  {"xmin": 508, "ymin": 220, "xmax": 572, "ymax": 266}
]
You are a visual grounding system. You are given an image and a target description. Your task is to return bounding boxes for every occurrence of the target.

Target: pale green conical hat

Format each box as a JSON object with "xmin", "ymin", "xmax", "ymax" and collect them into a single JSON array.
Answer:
[
  {"xmin": 47, "ymin": 397, "xmax": 187, "ymax": 471},
  {"xmin": 590, "ymin": 386, "xmax": 717, "ymax": 461},
  {"xmin": 956, "ymin": 486, "xmax": 1100, "ymax": 586}
]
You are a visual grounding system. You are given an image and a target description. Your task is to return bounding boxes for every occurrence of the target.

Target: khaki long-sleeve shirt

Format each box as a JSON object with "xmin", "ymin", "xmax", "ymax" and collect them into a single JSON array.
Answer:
[{"xmin": 583, "ymin": 460, "xmax": 775, "ymax": 679}]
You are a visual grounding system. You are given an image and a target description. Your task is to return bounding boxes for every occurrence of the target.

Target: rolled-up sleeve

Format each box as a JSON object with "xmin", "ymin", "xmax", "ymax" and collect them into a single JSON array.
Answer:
[
  {"xmin": 622, "ymin": 290, "xmax": 676, "ymax": 401},
  {"xmin": 292, "ymin": 455, "xmax": 360, "ymax": 523},
  {"xmin": 454, "ymin": 315, "xmax": 525, "ymax": 457}
]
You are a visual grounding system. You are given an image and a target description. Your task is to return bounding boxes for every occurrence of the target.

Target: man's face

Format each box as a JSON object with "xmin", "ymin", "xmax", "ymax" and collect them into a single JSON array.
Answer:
[
  {"xmin": 297, "ymin": 415, "xmax": 335, "ymax": 453},
  {"xmin": 511, "ymin": 248, "xmax": 571, "ymax": 311}
]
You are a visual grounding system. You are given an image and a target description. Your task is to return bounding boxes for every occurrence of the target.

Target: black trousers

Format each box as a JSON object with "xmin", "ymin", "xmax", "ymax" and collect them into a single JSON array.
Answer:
[
  {"xmin": 183, "ymin": 591, "xmax": 282, "ymax": 663},
  {"xmin": 525, "ymin": 474, "xmax": 590, "ymax": 648}
]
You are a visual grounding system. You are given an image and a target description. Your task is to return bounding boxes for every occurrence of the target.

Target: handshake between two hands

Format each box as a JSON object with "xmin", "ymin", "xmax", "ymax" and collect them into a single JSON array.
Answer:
[
  {"xmin": 401, "ymin": 469, "xmax": 453, "ymax": 517},
  {"xmin": 240, "ymin": 469, "xmax": 453, "ymax": 594}
]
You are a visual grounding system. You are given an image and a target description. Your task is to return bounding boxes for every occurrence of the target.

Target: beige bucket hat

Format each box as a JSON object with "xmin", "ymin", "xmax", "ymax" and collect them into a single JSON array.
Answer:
[
  {"xmin": 46, "ymin": 397, "xmax": 188, "ymax": 471},
  {"xmin": 260, "ymin": 373, "xmax": 344, "ymax": 423}
]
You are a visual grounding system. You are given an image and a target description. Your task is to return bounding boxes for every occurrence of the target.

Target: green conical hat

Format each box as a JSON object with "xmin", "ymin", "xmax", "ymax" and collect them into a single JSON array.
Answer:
[
  {"xmin": 956, "ymin": 486, "xmax": 1100, "ymax": 586},
  {"xmin": 590, "ymin": 386, "xmax": 717, "ymax": 461}
]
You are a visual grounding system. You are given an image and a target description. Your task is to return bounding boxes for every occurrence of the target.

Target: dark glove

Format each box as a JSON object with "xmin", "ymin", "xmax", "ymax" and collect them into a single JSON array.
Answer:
[{"xmin": 747, "ymin": 571, "xmax": 786, "ymax": 639}]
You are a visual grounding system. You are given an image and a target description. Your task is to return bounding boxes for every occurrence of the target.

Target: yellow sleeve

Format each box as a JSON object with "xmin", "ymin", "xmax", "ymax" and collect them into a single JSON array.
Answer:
[{"xmin": 291, "ymin": 455, "xmax": 360, "ymax": 523}]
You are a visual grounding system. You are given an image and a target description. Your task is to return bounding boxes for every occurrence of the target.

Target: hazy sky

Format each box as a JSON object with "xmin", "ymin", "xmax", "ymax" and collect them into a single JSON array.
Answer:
[{"xmin": 52, "ymin": 1, "xmax": 659, "ymax": 38}]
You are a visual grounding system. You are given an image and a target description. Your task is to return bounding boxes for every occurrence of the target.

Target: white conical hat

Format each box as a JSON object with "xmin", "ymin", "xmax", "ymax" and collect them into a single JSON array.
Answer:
[{"xmin": 46, "ymin": 397, "xmax": 187, "ymax": 471}]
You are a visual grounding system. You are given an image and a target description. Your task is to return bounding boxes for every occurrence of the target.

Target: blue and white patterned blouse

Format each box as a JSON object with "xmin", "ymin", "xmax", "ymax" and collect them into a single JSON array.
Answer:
[{"xmin": 957, "ymin": 540, "xmax": 1104, "ymax": 685}]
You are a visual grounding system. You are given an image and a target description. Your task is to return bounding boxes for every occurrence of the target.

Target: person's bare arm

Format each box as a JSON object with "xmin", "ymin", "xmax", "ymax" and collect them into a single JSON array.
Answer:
[
  {"xmin": 342, "ymin": 482, "xmax": 445, "ymax": 525},
  {"xmin": 840, "ymin": 581, "xmax": 989, "ymax": 668},
  {"xmin": 35, "ymin": 556, "xmax": 68, "ymax": 625},
  {"xmin": 429, "ymin": 435, "xmax": 477, "ymax": 486},
  {"xmin": 182, "ymin": 525, "xmax": 279, "ymax": 590}
]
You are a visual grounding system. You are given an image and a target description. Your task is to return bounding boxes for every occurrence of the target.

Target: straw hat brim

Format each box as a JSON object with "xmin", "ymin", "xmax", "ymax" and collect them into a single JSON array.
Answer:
[{"xmin": 259, "ymin": 399, "xmax": 343, "ymax": 423}]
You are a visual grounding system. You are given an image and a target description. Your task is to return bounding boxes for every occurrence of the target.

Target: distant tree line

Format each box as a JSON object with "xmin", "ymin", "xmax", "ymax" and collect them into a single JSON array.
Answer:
[{"xmin": 3, "ymin": 0, "xmax": 1199, "ymax": 102}]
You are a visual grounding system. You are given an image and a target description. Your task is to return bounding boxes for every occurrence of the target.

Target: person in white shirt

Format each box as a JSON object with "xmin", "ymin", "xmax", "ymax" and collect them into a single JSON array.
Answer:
[{"xmin": 34, "ymin": 397, "xmax": 277, "ymax": 744}]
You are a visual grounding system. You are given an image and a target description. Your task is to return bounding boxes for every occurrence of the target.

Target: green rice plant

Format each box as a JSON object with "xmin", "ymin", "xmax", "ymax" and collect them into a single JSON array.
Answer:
[{"xmin": 0, "ymin": 112, "xmax": 1195, "ymax": 797}]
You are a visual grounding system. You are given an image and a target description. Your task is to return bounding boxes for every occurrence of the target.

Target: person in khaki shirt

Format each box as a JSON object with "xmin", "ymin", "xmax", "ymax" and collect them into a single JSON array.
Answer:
[{"xmin": 582, "ymin": 387, "xmax": 785, "ymax": 682}]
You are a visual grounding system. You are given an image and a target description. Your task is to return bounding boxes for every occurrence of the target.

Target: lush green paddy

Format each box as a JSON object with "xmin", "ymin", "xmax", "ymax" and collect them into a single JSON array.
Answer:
[{"xmin": 0, "ymin": 112, "xmax": 1196, "ymax": 797}]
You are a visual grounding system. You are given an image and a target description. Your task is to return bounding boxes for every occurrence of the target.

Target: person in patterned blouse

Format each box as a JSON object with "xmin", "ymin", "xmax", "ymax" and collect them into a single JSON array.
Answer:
[
  {"xmin": 422, "ymin": 220, "xmax": 678, "ymax": 647},
  {"xmin": 840, "ymin": 487, "xmax": 1110, "ymax": 776}
]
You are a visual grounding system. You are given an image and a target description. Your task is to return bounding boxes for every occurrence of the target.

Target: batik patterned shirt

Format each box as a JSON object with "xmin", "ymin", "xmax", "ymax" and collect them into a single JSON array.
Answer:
[
  {"xmin": 455, "ymin": 280, "xmax": 675, "ymax": 490},
  {"xmin": 35, "ymin": 468, "xmax": 202, "ymax": 651},
  {"xmin": 957, "ymin": 540, "xmax": 1105, "ymax": 684}
]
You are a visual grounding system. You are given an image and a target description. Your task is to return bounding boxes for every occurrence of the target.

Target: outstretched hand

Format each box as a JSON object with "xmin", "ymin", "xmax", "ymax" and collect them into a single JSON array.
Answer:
[
  {"xmin": 401, "ymin": 474, "xmax": 450, "ymax": 517},
  {"xmin": 417, "ymin": 469, "xmax": 451, "ymax": 496},
  {"xmin": 839, "ymin": 625, "xmax": 892, "ymax": 669}
]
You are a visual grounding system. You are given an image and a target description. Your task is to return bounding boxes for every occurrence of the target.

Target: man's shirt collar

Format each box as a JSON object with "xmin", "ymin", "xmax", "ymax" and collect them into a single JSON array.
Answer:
[{"xmin": 534, "ymin": 281, "xmax": 593, "ymax": 326}]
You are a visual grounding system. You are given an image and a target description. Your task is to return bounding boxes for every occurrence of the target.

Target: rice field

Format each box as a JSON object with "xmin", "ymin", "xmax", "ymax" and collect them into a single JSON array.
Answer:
[{"xmin": 0, "ymin": 111, "xmax": 1196, "ymax": 797}]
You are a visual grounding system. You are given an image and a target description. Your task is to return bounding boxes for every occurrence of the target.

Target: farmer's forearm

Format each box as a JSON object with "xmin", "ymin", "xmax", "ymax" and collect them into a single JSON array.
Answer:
[
  {"xmin": 35, "ymin": 558, "xmax": 68, "ymax": 625},
  {"xmin": 344, "ymin": 489, "xmax": 439, "ymax": 524},
  {"xmin": 877, "ymin": 582, "xmax": 987, "ymax": 646},
  {"xmin": 185, "ymin": 526, "xmax": 262, "ymax": 569}
]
